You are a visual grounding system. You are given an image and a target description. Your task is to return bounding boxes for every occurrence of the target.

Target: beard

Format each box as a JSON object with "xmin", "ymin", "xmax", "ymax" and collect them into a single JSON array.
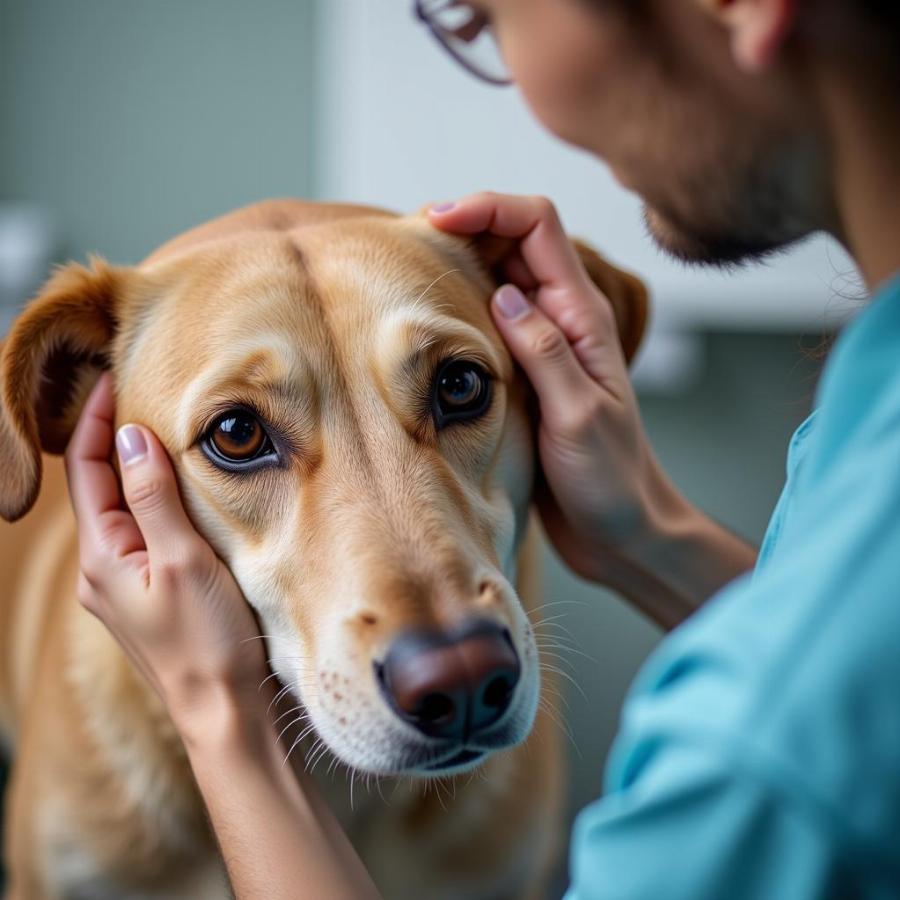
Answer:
[{"xmin": 638, "ymin": 135, "xmax": 828, "ymax": 268}]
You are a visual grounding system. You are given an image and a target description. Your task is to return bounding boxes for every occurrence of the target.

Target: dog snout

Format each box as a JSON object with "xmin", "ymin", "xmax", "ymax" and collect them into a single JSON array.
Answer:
[{"xmin": 375, "ymin": 620, "xmax": 520, "ymax": 740}]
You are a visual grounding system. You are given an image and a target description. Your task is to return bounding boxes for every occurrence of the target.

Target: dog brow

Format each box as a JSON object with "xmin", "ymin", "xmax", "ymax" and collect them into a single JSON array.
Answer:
[
  {"xmin": 379, "ymin": 311, "xmax": 504, "ymax": 386},
  {"xmin": 174, "ymin": 338, "xmax": 311, "ymax": 442}
]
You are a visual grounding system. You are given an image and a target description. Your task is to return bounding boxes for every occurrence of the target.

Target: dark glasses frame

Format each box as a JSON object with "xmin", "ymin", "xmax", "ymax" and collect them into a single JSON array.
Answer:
[{"xmin": 413, "ymin": 0, "xmax": 512, "ymax": 87}]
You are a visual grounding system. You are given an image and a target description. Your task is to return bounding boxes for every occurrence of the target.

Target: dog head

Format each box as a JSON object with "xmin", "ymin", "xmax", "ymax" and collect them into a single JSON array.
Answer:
[{"xmin": 0, "ymin": 200, "xmax": 647, "ymax": 775}]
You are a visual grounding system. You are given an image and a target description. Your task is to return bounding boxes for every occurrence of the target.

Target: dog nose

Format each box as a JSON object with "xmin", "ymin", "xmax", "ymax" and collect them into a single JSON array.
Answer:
[{"xmin": 375, "ymin": 621, "xmax": 520, "ymax": 740}]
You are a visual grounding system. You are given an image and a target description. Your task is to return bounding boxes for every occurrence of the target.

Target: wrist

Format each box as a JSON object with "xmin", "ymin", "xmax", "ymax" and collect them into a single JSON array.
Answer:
[
  {"xmin": 593, "ymin": 456, "xmax": 756, "ymax": 629},
  {"xmin": 169, "ymin": 670, "xmax": 277, "ymax": 757},
  {"xmin": 629, "ymin": 456, "xmax": 702, "ymax": 567},
  {"xmin": 581, "ymin": 448, "xmax": 696, "ymax": 571}
]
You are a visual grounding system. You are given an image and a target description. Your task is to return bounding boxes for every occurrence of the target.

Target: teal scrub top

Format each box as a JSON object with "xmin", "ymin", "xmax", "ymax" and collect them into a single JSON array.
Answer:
[{"xmin": 565, "ymin": 275, "xmax": 900, "ymax": 899}]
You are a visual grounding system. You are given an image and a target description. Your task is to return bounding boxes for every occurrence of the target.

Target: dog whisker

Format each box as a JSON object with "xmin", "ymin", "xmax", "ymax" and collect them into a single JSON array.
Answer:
[
  {"xmin": 529, "ymin": 598, "xmax": 587, "ymax": 613},
  {"xmin": 308, "ymin": 741, "xmax": 332, "ymax": 777},
  {"xmin": 272, "ymin": 703, "xmax": 305, "ymax": 726},
  {"xmin": 276, "ymin": 713, "xmax": 312, "ymax": 746},
  {"xmin": 266, "ymin": 683, "xmax": 297, "ymax": 716},
  {"xmin": 540, "ymin": 683, "xmax": 573, "ymax": 713},
  {"xmin": 257, "ymin": 669, "xmax": 284, "ymax": 693},
  {"xmin": 537, "ymin": 698, "xmax": 578, "ymax": 754},
  {"xmin": 299, "ymin": 737, "xmax": 323, "ymax": 772},
  {"xmin": 540, "ymin": 662, "xmax": 588, "ymax": 702},
  {"xmin": 412, "ymin": 268, "xmax": 462, "ymax": 311},
  {"xmin": 534, "ymin": 648, "xmax": 578, "ymax": 671},
  {"xmin": 240, "ymin": 634, "xmax": 298, "ymax": 645}
]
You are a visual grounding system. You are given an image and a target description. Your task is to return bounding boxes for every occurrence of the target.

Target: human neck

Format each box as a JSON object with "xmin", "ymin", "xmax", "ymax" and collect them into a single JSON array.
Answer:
[{"xmin": 816, "ymin": 59, "xmax": 900, "ymax": 293}]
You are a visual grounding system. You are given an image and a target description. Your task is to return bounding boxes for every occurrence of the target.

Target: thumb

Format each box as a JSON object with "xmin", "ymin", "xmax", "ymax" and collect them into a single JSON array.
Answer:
[
  {"xmin": 115, "ymin": 424, "xmax": 201, "ymax": 559},
  {"xmin": 491, "ymin": 284, "xmax": 592, "ymax": 407}
]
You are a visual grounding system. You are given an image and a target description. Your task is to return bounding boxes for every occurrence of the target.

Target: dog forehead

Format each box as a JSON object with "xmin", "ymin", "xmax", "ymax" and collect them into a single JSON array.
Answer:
[
  {"xmin": 296, "ymin": 217, "xmax": 495, "ymax": 327},
  {"xmin": 117, "ymin": 216, "xmax": 502, "ymax": 416}
]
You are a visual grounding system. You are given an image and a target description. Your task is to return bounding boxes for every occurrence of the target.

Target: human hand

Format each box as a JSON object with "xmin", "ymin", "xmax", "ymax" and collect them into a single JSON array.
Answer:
[
  {"xmin": 65, "ymin": 374, "xmax": 270, "ymax": 736},
  {"xmin": 429, "ymin": 193, "xmax": 672, "ymax": 584}
]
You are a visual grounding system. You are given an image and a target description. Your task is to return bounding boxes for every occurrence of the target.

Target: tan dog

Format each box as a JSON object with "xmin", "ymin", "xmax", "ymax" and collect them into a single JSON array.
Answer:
[{"xmin": 0, "ymin": 200, "xmax": 647, "ymax": 900}]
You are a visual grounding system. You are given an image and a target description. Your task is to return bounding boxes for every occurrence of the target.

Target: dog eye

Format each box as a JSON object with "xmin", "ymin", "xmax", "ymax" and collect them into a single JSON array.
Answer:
[
  {"xmin": 202, "ymin": 410, "xmax": 276, "ymax": 469},
  {"xmin": 433, "ymin": 360, "xmax": 492, "ymax": 428}
]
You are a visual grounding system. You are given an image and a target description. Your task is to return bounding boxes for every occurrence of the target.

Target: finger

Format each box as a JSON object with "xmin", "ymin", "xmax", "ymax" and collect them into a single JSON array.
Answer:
[
  {"xmin": 499, "ymin": 248, "xmax": 540, "ymax": 294},
  {"xmin": 65, "ymin": 374, "xmax": 144, "ymax": 555},
  {"xmin": 115, "ymin": 424, "xmax": 202, "ymax": 562},
  {"xmin": 428, "ymin": 193, "xmax": 585, "ymax": 289},
  {"xmin": 545, "ymin": 284, "xmax": 626, "ymax": 384},
  {"xmin": 66, "ymin": 374, "xmax": 119, "ymax": 523},
  {"xmin": 491, "ymin": 284, "xmax": 594, "ymax": 413},
  {"xmin": 430, "ymin": 194, "xmax": 614, "ymax": 345}
]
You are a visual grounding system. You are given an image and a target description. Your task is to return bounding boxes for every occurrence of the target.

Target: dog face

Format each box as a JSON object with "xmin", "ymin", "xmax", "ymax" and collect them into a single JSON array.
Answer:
[{"xmin": 0, "ymin": 202, "xmax": 647, "ymax": 776}]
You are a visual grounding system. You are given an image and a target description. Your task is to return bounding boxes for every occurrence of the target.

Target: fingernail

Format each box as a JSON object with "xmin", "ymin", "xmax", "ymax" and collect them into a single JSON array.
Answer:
[
  {"xmin": 430, "ymin": 201, "xmax": 455, "ymax": 213},
  {"xmin": 116, "ymin": 425, "xmax": 147, "ymax": 465},
  {"xmin": 494, "ymin": 284, "xmax": 530, "ymax": 320}
]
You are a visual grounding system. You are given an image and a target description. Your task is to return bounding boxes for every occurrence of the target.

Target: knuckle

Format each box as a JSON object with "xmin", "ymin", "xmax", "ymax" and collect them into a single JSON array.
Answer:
[
  {"xmin": 76, "ymin": 578, "xmax": 101, "ymax": 616},
  {"xmin": 153, "ymin": 557, "xmax": 184, "ymax": 587},
  {"xmin": 471, "ymin": 190, "xmax": 497, "ymax": 208},
  {"xmin": 564, "ymin": 392, "xmax": 608, "ymax": 436},
  {"xmin": 125, "ymin": 476, "xmax": 168, "ymax": 514},
  {"xmin": 182, "ymin": 544, "xmax": 214, "ymax": 582},
  {"xmin": 154, "ymin": 543, "xmax": 208, "ymax": 587},
  {"xmin": 531, "ymin": 325, "xmax": 570, "ymax": 364},
  {"xmin": 574, "ymin": 333, "xmax": 603, "ymax": 361},
  {"xmin": 594, "ymin": 295, "xmax": 617, "ymax": 330},
  {"xmin": 78, "ymin": 548, "xmax": 105, "ymax": 586},
  {"xmin": 556, "ymin": 306, "xmax": 592, "ymax": 336},
  {"xmin": 531, "ymin": 195, "xmax": 557, "ymax": 220}
]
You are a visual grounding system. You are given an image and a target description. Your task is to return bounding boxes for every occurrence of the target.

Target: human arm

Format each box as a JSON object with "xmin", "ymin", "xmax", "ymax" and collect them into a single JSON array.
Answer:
[
  {"xmin": 429, "ymin": 193, "xmax": 756, "ymax": 629},
  {"xmin": 65, "ymin": 375, "xmax": 382, "ymax": 900}
]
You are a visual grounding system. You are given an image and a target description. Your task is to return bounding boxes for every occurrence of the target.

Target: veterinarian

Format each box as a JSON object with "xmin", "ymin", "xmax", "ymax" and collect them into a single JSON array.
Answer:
[{"xmin": 65, "ymin": 0, "xmax": 900, "ymax": 896}]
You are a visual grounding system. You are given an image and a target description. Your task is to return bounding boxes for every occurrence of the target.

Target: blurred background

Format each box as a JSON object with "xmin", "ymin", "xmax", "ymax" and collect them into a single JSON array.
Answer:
[{"xmin": 0, "ymin": 1, "xmax": 862, "ymax": 896}]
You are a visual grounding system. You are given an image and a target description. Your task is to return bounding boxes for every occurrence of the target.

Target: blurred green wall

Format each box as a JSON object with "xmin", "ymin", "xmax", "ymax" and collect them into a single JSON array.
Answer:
[{"xmin": 0, "ymin": 0, "xmax": 317, "ymax": 265}]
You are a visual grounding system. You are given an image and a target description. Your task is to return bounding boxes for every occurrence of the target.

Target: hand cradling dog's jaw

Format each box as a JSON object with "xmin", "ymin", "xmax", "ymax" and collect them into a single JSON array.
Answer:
[{"xmin": 0, "ymin": 198, "xmax": 647, "ymax": 900}]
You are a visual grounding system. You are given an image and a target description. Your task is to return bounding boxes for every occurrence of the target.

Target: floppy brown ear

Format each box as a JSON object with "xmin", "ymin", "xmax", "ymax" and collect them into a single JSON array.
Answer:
[
  {"xmin": 0, "ymin": 258, "xmax": 123, "ymax": 522},
  {"xmin": 473, "ymin": 233, "xmax": 649, "ymax": 365}
]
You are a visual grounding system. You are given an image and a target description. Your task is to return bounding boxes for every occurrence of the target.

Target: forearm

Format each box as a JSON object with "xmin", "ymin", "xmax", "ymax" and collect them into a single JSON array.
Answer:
[
  {"xmin": 602, "ymin": 465, "xmax": 757, "ymax": 631},
  {"xmin": 177, "ymin": 687, "xmax": 382, "ymax": 900}
]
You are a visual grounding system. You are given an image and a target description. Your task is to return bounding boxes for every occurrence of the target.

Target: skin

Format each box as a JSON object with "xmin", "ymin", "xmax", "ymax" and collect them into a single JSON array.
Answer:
[{"xmin": 64, "ymin": 0, "xmax": 900, "ymax": 896}]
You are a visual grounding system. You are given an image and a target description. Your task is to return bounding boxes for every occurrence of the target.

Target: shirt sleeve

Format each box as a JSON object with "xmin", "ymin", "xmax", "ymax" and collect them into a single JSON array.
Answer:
[{"xmin": 563, "ymin": 736, "xmax": 873, "ymax": 900}]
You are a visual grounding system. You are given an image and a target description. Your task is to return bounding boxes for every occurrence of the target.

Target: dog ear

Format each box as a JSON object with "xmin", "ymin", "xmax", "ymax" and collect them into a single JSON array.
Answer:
[
  {"xmin": 0, "ymin": 258, "xmax": 125, "ymax": 522},
  {"xmin": 473, "ymin": 234, "xmax": 650, "ymax": 365}
]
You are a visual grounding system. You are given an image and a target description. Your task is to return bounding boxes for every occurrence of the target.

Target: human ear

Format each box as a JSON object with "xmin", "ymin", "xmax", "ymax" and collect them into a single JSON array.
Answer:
[{"xmin": 696, "ymin": 0, "xmax": 800, "ymax": 72}]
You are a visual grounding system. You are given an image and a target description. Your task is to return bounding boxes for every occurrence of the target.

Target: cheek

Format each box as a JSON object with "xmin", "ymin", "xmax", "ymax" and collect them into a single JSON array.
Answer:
[
  {"xmin": 479, "ymin": 404, "xmax": 534, "ymax": 575},
  {"xmin": 501, "ymin": 6, "xmax": 631, "ymax": 150},
  {"xmin": 177, "ymin": 453, "xmax": 298, "ymax": 550}
]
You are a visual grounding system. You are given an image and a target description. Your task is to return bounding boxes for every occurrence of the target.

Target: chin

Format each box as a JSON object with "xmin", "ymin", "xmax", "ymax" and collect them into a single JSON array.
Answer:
[{"xmin": 642, "ymin": 204, "xmax": 802, "ymax": 269}]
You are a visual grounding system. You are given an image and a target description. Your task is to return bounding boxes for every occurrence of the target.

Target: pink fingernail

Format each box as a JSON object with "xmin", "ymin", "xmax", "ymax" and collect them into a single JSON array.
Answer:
[
  {"xmin": 116, "ymin": 425, "xmax": 147, "ymax": 465},
  {"xmin": 494, "ymin": 284, "xmax": 530, "ymax": 320},
  {"xmin": 431, "ymin": 202, "xmax": 456, "ymax": 213}
]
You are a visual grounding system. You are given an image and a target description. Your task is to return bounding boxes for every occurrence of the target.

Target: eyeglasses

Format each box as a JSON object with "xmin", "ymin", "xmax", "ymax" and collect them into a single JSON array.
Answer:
[{"xmin": 414, "ymin": 0, "xmax": 512, "ymax": 87}]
